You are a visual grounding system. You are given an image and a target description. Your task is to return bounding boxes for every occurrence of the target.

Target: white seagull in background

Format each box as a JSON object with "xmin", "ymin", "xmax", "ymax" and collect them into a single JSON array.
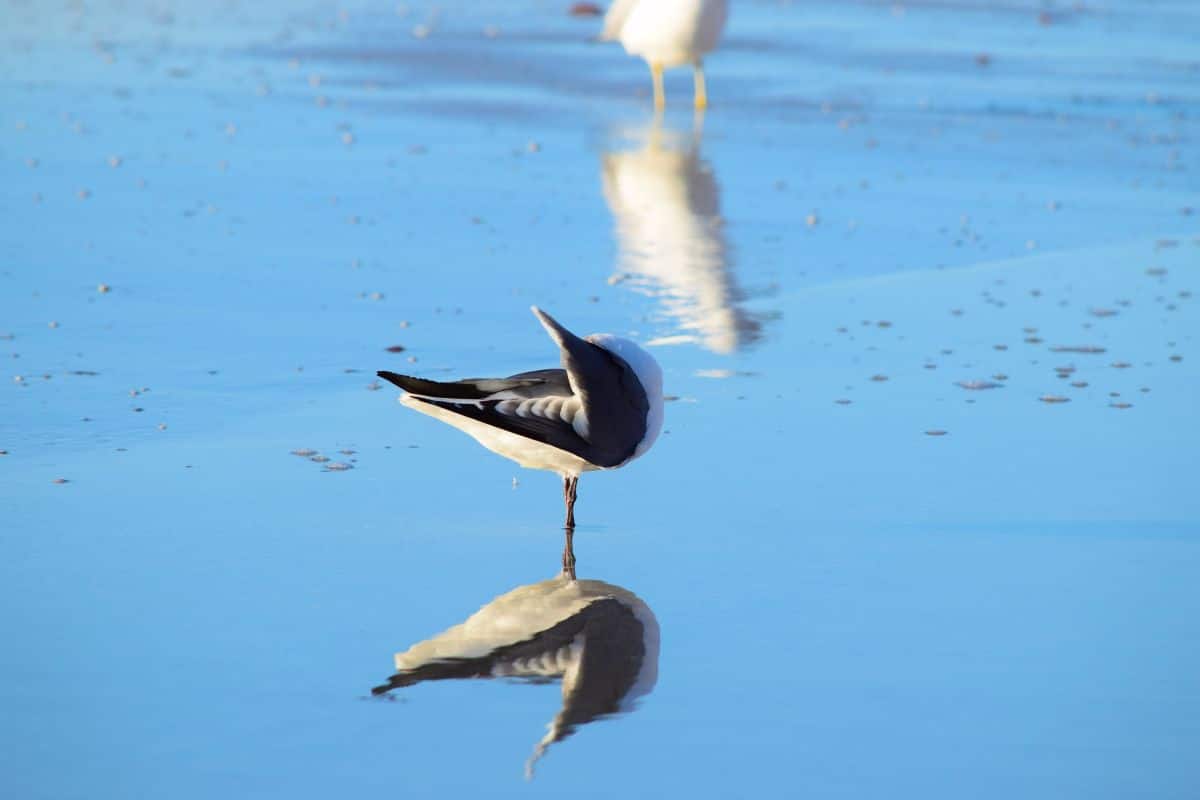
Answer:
[
  {"xmin": 601, "ymin": 0, "xmax": 729, "ymax": 109},
  {"xmin": 371, "ymin": 575, "xmax": 660, "ymax": 779},
  {"xmin": 378, "ymin": 307, "xmax": 664, "ymax": 542}
]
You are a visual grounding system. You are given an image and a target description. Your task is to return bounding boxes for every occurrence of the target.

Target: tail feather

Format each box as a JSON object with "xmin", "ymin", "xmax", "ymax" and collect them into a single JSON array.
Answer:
[
  {"xmin": 370, "ymin": 658, "xmax": 494, "ymax": 696},
  {"xmin": 377, "ymin": 370, "xmax": 541, "ymax": 401}
]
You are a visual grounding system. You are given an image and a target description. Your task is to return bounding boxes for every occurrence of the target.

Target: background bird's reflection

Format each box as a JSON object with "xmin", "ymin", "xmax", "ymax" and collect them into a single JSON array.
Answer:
[
  {"xmin": 601, "ymin": 112, "xmax": 762, "ymax": 354},
  {"xmin": 372, "ymin": 574, "xmax": 660, "ymax": 778}
]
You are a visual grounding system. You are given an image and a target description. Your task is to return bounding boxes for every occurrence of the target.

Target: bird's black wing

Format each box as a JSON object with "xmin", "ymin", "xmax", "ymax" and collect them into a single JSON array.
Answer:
[
  {"xmin": 377, "ymin": 369, "xmax": 568, "ymax": 401},
  {"xmin": 530, "ymin": 308, "xmax": 649, "ymax": 467}
]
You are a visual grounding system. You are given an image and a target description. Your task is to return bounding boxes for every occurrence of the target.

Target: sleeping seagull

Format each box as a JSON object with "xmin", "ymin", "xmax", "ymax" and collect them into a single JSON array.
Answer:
[
  {"xmin": 378, "ymin": 307, "xmax": 664, "ymax": 543},
  {"xmin": 370, "ymin": 574, "xmax": 660, "ymax": 779}
]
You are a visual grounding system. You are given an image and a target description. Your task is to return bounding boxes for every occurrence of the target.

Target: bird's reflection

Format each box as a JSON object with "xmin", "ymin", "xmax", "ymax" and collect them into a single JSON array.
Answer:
[
  {"xmin": 601, "ymin": 111, "xmax": 761, "ymax": 354},
  {"xmin": 371, "ymin": 572, "xmax": 660, "ymax": 778}
]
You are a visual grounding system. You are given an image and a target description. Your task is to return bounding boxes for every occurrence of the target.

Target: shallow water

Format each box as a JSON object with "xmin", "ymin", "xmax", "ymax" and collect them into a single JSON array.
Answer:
[{"xmin": 2, "ymin": 1, "xmax": 1199, "ymax": 797}]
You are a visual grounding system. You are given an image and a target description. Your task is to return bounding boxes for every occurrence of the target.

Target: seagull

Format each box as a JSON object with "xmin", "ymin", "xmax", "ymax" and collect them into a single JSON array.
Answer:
[
  {"xmin": 378, "ymin": 307, "xmax": 664, "ymax": 551},
  {"xmin": 601, "ymin": 0, "xmax": 729, "ymax": 109},
  {"xmin": 371, "ymin": 574, "xmax": 660, "ymax": 778}
]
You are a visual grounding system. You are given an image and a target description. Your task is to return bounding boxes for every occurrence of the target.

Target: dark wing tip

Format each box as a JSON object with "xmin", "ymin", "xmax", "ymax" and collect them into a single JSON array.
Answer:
[{"xmin": 377, "ymin": 370, "xmax": 408, "ymax": 387}]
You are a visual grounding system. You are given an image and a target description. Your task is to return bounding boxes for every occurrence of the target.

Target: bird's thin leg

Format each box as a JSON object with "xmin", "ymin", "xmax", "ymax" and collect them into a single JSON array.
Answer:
[
  {"xmin": 692, "ymin": 60, "xmax": 708, "ymax": 110},
  {"xmin": 562, "ymin": 526, "xmax": 576, "ymax": 580},
  {"xmin": 563, "ymin": 476, "xmax": 578, "ymax": 529},
  {"xmin": 650, "ymin": 62, "xmax": 665, "ymax": 110},
  {"xmin": 561, "ymin": 476, "xmax": 578, "ymax": 578},
  {"xmin": 562, "ymin": 475, "xmax": 571, "ymax": 527}
]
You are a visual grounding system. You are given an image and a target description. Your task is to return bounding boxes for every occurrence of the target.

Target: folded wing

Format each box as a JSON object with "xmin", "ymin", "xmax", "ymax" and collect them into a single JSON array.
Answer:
[
  {"xmin": 378, "ymin": 368, "xmax": 595, "ymax": 463},
  {"xmin": 530, "ymin": 307, "xmax": 648, "ymax": 467}
]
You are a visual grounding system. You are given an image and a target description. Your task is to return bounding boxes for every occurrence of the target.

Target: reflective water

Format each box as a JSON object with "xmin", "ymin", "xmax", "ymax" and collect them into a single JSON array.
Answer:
[
  {"xmin": 603, "ymin": 115, "xmax": 761, "ymax": 353},
  {"xmin": 2, "ymin": 0, "xmax": 1199, "ymax": 797},
  {"xmin": 371, "ymin": 573, "xmax": 659, "ymax": 779}
]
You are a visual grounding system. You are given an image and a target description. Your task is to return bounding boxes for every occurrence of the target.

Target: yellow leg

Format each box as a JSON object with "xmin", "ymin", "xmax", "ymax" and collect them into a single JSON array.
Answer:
[
  {"xmin": 650, "ymin": 62, "xmax": 665, "ymax": 110},
  {"xmin": 693, "ymin": 61, "xmax": 708, "ymax": 110}
]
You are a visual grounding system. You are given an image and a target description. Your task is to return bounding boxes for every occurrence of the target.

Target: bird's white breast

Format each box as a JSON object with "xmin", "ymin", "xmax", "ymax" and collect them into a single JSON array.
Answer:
[{"xmin": 616, "ymin": 0, "xmax": 729, "ymax": 68}]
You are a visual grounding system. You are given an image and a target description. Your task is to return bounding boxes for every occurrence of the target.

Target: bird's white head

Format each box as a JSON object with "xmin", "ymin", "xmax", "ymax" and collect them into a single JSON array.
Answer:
[{"xmin": 586, "ymin": 333, "xmax": 664, "ymax": 460}]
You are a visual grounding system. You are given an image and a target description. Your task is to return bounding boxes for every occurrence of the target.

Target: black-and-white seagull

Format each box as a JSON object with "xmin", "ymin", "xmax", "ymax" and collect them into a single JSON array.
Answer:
[
  {"xmin": 370, "ymin": 574, "xmax": 660, "ymax": 778},
  {"xmin": 378, "ymin": 307, "xmax": 664, "ymax": 541}
]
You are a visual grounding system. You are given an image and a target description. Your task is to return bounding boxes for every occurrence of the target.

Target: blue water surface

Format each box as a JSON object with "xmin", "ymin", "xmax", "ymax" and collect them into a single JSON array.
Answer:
[{"xmin": 2, "ymin": 1, "xmax": 1198, "ymax": 797}]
